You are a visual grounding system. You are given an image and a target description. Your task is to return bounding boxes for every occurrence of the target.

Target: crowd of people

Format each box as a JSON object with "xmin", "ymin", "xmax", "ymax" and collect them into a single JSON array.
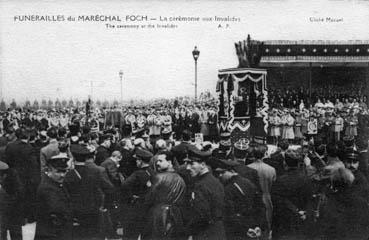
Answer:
[{"xmin": 0, "ymin": 86, "xmax": 368, "ymax": 240}]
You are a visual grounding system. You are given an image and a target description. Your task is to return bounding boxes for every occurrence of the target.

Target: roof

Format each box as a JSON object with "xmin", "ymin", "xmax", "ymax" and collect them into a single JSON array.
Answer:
[{"xmin": 260, "ymin": 40, "xmax": 369, "ymax": 66}]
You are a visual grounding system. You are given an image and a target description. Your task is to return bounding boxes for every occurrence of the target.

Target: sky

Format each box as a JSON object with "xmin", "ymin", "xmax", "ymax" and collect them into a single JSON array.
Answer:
[{"xmin": 0, "ymin": 0, "xmax": 369, "ymax": 102}]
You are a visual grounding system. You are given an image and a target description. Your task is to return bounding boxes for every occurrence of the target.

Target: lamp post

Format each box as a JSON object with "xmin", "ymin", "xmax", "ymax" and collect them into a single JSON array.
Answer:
[
  {"xmin": 119, "ymin": 70, "xmax": 123, "ymax": 106},
  {"xmin": 192, "ymin": 46, "xmax": 200, "ymax": 103}
]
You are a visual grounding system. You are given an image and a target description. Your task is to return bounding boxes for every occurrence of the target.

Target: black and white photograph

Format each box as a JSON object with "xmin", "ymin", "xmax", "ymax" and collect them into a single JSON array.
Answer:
[{"xmin": 0, "ymin": 0, "xmax": 369, "ymax": 239}]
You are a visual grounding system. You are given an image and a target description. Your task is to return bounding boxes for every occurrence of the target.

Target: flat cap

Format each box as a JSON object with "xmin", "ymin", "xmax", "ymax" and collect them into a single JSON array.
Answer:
[
  {"xmin": 70, "ymin": 144, "xmax": 95, "ymax": 157},
  {"xmin": 134, "ymin": 148, "xmax": 153, "ymax": 162},
  {"xmin": 184, "ymin": 148, "xmax": 211, "ymax": 163}
]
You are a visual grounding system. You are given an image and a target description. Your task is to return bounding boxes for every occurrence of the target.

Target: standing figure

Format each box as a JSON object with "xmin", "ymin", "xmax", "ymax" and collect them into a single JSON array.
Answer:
[
  {"xmin": 281, "ymin": 110, "xmax": 295, "ymax": 143},
  {"xmin": 35, "ymin": 154, "xmax": 73, "ymax": 240},
  {"xmin": 248, "ymin": 144, "xmax": 276, "ymax": 240},
  {"xmin": 199, "ymin": 107, "xmax": 209, "ymax": 141},
  {"xmin": 345, "ymin": 110, "xmax": 358, "ymax": 139},
  {"xmin": 184, "ymin": 149, "xmax": 226, "ymax": 240},
  {"xmin": 269, "ymin": 110, "xmax": 281, "ymax": 145}
]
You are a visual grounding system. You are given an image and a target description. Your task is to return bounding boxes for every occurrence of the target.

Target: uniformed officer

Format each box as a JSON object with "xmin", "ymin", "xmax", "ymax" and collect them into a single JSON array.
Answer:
[
  {"xmin": 64, "ymin": 144, "xmax": 114, "ymax": 240},
  {"xmin": 121, "ymin": 148, "xmax": 155, "ymax": 239},
  {"xmin": 213, "ymin": 158, "xmax": 265, "ymax": 240},
  {"xmin": 35, "ymin": 154, "xmax": 73, "ymax": 240},
  {"xmin": 184, "ymin": 148, "xmax": 226, "ymax": 240}
]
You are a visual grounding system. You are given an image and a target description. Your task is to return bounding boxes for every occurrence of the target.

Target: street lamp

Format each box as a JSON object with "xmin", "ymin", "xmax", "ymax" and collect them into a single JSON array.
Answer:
[
  {"xmin": 192, "ymin": 46, "xmax": 200, "ymax": 103},
  {"xmin": 119, "ymin": 70, "xmax": 123, "ymax": 106}
]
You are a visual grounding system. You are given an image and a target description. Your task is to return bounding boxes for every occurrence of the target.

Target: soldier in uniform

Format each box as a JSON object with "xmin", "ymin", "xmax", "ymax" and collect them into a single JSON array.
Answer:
[
  {"xmin": 269, "ymin": 109, "xmax": 281, "ymax": 145},
  {"xmin": 35, "ymin": 154, "xmax": 73, "ymax": 240},
  {"xmin": 184, "ymin": 148, "xmax": 226, "ymax": 240},
  {"xmin": 345, "ymin": 109, "xmax": 358, "ymax": 139},
  {"xmin": 136, "ymin": 110, "xmax": 147, "ymax": 132},
  {"xmin": 121, "ymin": 148, "xmax": 155, "ymax": 239},
  {"xmin": 333, "ymin": 112, "xmax": 344, "ymax": 142}
]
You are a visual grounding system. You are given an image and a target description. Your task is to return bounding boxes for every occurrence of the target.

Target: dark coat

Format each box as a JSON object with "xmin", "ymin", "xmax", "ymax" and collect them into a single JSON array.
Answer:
[
  {"xmin": 121, "ymin": 166, "xmax": 155, "ymax": 238},
  {"xmin": 358, "ymin": 151, "xmax": 369, "ymax": 181},
  {"xmin": 118, "ymin": 148, "xmax": 137, "ymax": 177},
  {"xmin": 4, "ymin": 140, "xmax": 34, "ymax": 184},
  {"xmin": 101, "ymin": 158, "xmax": 122, "ymax": 187},
  {"xmin": 319, "ymin": 175, "xmax": 369, "ymax": 240},
  {"xmin": 232, "ymin": 164, "xmax": 260, "ymax": 191},
  {"xmin": 35, "ymin": 174, "xmax": 73, "ymax": 240},
  {"xmin": 4, "ymin": 140, "xmax": 38, "ymax": 220},
  {"xmin": 265, "ymin": 152, "xmax": 286, "ymax": 177},
  {"xmin": 223, "ymin": 175, "xmax": 266, "ymax": 239},
  {"xmin": 0, "ymin": 168, "xmax": 24, "ymax": 238},
  {"xmin": 271, "ymin": 169, "xmax": 313, "ymax": 235},
  {"xmin": 64, "ymin": 163, "xmax": 114, "ymax": 222},
  {"xmin": 186, "ymin": 172, "xmax": 226, "ymax": 240},
  {"xmin": 95, "ymin": 145, "xmax": 111, "ymax": 166}
]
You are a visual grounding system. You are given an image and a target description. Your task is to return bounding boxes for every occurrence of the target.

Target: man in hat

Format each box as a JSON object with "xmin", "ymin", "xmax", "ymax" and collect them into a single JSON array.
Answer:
[
  {"xmin": 35, "ymin": 154, "xmax": 73, "ymax": 240},
  {"xmin": 95, "ymin": 134, "xmax": 112, "ymax": 166},
  {"xmin": 121, "ymin": 148, "xmax": 155, "ymax": 239},
  {"xmin": 213, "ymin": 158, "xmax": 265, "ymax": 240},
  {"xmin": 266, "ymin": 140, "xmax": 289, "ymax": 177},
  {"xmin": 100, "ymin": 150, "xmax": 125, "ymax": 239},
  {"xmin": 40, "ymin": 127, "xmax": 60, "ymax": 172},
  {"xmin": 4, "ymin": 127, "xmax": 40, "ymax": 226},
  {"xmin": 64, "ymin": 144, "xmax": 114, "ymax": 240},
  {"xmin": 172, "ymin": 130, "xmax": 198, "ymax": 165},
  {"xmin": 343, "ymin": 149, "xmax": 369, "ymax": 204},
  {"xmin": 184, "ymin": 148, "xmax": 226, "ymax": 240},
  {"xmin": 212, "ymin": 132, "xmax": 232, "ymax": 160}
]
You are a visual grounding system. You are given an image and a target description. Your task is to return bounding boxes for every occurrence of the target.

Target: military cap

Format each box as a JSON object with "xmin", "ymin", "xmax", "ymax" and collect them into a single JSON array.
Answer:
[
  {"xmin": 233, "ymin": 138, "xmax": 249, "ymax": 159},
  {"xmin": 0, "ymin": 160, "xmax": 9, "ymax": 171},
  {"xmin": 47, "ymin": 153, "xmax": 69, "ymax": 170},
  {"xmin": 134, "ymin": 148, "xmax": 153, "ymax": 162},
  {"xmin": 184, "ymin": 148, "xmax": 211, "ymax": 163}
]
